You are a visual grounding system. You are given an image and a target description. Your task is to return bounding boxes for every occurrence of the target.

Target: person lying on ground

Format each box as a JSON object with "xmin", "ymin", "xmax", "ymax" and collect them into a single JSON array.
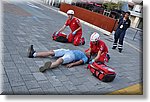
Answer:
[{"xmin": 28, "ymin": 45, "xmax": 89, "ymax": 72}]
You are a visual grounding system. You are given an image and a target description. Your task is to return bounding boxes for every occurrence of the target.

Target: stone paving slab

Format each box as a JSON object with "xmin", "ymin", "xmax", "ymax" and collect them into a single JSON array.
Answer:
[{"xmin": 1, "ymin": 0, "xmax": 143, "ymax": 95}]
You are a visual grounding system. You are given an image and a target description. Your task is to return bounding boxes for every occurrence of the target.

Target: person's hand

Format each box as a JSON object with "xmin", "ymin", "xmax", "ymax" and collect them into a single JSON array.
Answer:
[
  {"xmin": 55, "ymin": 31, "xmax": 59, "ymax": 35},
  {"xmin": 86, "ymin": 51, "xmax": 91, "ymax": 57},
  {"xmin": 66, "ymin": 63, "xmax": 74, "ymax": 68},
  {"xmin": 89, "ymin": 59, "xmax": 95, "ymax": 64},
  {"xmin": 72, "ymin": 31, "xmax": 76, "ymax": 35}
]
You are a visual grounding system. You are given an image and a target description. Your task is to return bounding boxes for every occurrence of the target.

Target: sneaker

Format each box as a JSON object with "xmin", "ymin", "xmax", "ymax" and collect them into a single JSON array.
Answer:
[
  {"xmin": 81, "ymin": 37, "xmax": 85, "ymax": 45},
  {"xmin": 28, "ymin": 45, "xmax": 36, "ymax": 58},
  {"xmin": 112, "ymin": 46, "xmax": 116, "ymax": 49},
  {"xmin": 39, "ymin": 61, "xmax": 52, "ymax": 73}
]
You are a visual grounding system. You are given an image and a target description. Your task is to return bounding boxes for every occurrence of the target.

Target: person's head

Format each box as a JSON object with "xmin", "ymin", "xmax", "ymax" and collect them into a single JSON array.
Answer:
[
  {"xmin": 124, "ymin": 11, "xmax": 130, "ymax": 19},
  {"xmin": 67, "ymin": 10, "xmax": 74, "ymax": 20},
  {"xmin": 90, "ymin": 32, "xmax": 100, "ymax": 44}
]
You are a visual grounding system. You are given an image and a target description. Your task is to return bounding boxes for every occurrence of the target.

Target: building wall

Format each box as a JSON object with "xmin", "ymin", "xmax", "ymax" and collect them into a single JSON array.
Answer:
[
  {"xmin": 60, "ymin": 3, "xmax": 117, "ymax": 33},
  {"xmin": 130, "ymin": 15, "xmax": 142, "ymax": 29}
]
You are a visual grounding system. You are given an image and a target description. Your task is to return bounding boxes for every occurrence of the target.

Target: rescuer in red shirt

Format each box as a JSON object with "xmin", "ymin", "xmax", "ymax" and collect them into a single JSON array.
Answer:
[
  {"xmin": 56, "ymin": 10, "xmax": 85, "ymax": 46},
  {"xmin": 85, "ymin": 32, "xmax": 110, "ymax": 63}
]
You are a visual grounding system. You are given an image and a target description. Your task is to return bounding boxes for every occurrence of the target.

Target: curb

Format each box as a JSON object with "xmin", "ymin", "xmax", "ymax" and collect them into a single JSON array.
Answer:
[{"xmin": 108, "ymin": 83, "xmax": 143, "ymax": 95}]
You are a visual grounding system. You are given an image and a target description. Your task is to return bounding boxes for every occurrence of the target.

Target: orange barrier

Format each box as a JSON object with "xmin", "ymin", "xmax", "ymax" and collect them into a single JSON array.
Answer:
[{"xmin": 60, "ymin": 3, "xmax": 117, "ymax": 33}]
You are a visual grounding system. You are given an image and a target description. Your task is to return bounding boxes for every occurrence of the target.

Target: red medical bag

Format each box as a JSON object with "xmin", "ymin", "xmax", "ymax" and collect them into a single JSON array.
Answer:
[
  {"xmin": 52, "ymin": 32, "xmax": 68, "ymax": 43},
  {"xmin": 87, "ymin": 62, "xmax": 116, "ymax": 82}
]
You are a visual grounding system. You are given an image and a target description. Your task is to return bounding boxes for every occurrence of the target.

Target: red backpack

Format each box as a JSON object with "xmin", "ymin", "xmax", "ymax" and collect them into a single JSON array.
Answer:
[
  {"xmin": 87, "ymin": 62, "xmax": 116, "ymax": 82},
  {"xmin": 52, "ymin": 32, "xmax": 68, "ymax": 43}
]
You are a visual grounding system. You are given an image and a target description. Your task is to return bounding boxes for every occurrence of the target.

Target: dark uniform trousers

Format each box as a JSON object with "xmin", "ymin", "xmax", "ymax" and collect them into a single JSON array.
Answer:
[{"xmin": 113, "ymin": 28, "xmax": 126, "ymax": 50}]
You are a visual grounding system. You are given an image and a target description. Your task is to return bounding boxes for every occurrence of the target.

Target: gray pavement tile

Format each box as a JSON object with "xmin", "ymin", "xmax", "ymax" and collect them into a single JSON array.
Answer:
[
  {"xmin": 52, "ymin": 68, "xmax": 64, "ymax": 76},
  {"xmin": 15, "ymin": 63, "xmax": 29, "ymax": 69},
  {"xmin": 47, "ymin": 75, "xmax": 59, "ymax": 81},
  {"xmin": 69, "ymin": 89, "xmax": 82, "ymax": 95},
  {"xmin": 60, "ymin": 68, "xmax": 73, "ymax": 76},
  {"xmin": 55, "ymin": 86, "xmax": 70, "ymax": 95},
  {"xmin": 21, "ymin": 74, "xmax": 36, "ymax": 81},
  {"xmin": 29, "ymin": 66, "xmax": 39, "ymax": 73},
  {"xmin": 38, "ymin": 81, "xmax": 53, "ymax": 90},
  {"xmin": 67, "ymin": 67, "xmax": 77, "ymax": 73},
  {"xmin": 3, "ymin": 66, "xmax": 18, "ymax": 71},
  {"xmin": 77, "ymin": 77, "xmax": 90, "ymax": 83},
  {"xmin": 12, "ymin": 85, "xmax": 30, "ymax": 95},
  {"xmin": 3, "ymin": 54, "xmax": 13, "ymax": 62},
  {"xmin": 44, "ymin": 70, "xmax": 55, "ymax": 77},
  {"xmin": 3, "ymin": 74, "xmax": 9, "ymax": 83},
  {"xmin": 75, "ymin": 66, "xmax": 88, "ymax": 74},
  {"xmin": 9, "ymin": 50, "xmax": 20, "ymax": 55},
  {"xmin": 23, "ymin": 58, "xmax": 38, "ymax": 67},
  {"xmin": 5, "ymin": 70, "xmax": 22, "ymax": 81},
  {"xmin": 35, "ymin": 60, "xmax": 44, "ymax": 67},
  {"xmin": 9, "ymin": 80, "xmax": 25, "ymax": 87},
  {"xmin": 62, "ymin": 81, "xmax": 77, "ymax": 91},
  {"xmin": 3, "ymin": 62, "xmax": 16, "ymax": 68},
  {"xmin": 33, "ymin": 72, "xmax": 47, "ymax": 81},
  {"xmin": 73, "ymin": 71, "xmax": 87, "ymax": 78},
  {"xmin": 68, "ymin": 75, "xmax": 83, "ymax": 86},
  {"xmin": 11, "ymin": 54, "xmax": 25, "ymax": 64},
  {"xmin": 2, "ymin": 82, "xmax": 13, "ymax": 95},
  {"xmin": 92, "ymin": 88, "xmax": 112, "ymax": 95},
  {"xmin": 43, "ymin": 88, "xmax": 58, "ymax": 95},
  {"xmin": 25, "ymin": 80, "xmax": 40, "ymax": 90},
  {"xmin": 100, "ymin": 82, "xmax": 113, "ymax": 89},
  {"xmin": 56, "ymin": 75, "xmax": 69, "ymax": 82},
  {"xmin": 29, "ymin": 88, "xmax": 45, "ymax": 95},
  {"xmin": 83, "ymin": 81, "xmax": 100, "ymax": 91},
  {"xmin": 2, "ymin": 48, "xmax": 9, "ymax": 53},
  {"xmin": 87, "ymin": 76, "xmax": 101, "ymax": 86},
  {"xmin": 76, "ymin": 84, "xmax": 90, "ymax": 94},
  {"xmin": 50, "ymin": 80, "xmax": 63, "ymax": 87},
  {"xmin": 18, "ymin": 68, "xmax": 32, "ymax": 75}
]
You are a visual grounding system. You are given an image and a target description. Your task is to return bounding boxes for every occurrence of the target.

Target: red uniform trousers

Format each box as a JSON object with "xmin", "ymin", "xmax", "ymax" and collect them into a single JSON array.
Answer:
[{"xmin": 68, "ymin": 32, "xmax": 82, "ymax": 46}]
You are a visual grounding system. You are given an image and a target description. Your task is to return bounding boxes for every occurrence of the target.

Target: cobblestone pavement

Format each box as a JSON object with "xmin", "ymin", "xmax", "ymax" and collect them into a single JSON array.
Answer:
[{"xmin": 1, "ymin": 0, "xmax": 143, "ymax": 95}]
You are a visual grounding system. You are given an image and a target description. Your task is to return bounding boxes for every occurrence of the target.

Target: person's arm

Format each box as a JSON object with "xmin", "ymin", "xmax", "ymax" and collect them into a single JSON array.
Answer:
[
  {"xmin": 94, "ymin": 50, "xmax": 102, "ymax": 61},
  {"xmin": 72, "ymin": 19, "xmax": 82, "ymax": 34},
  {"xmin": 127, "ymin": 19, "xmax": 131, "ymax": 28},
  {"xmin": 74, "ymin": 24, "xmax": 82, "ymax": 32},
  {"xmin": 57, "ymin": 25, "xmax": 66, "ymax": 33},
  {"xmin": 118, "ymin": 18, "xmax": 121, "ymax": 24},
  {"xmin": 86, "ymin": 48, "xmax": 91, "ymax": 56},
  {"xmin": 66, "ymin": 60, "xmax": 84, "ymax": 68}
]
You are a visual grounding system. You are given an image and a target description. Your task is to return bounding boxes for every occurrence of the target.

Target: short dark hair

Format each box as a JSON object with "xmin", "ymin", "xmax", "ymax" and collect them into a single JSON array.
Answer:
[{"xmin": 125, "ymin": 11, "xmax": 131, "ymax": 15}]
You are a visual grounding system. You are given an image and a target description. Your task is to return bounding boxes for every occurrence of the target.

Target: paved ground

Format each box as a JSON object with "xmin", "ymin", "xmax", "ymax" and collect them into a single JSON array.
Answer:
[{"xmin": 1, "ymin": 0, "xmax": 143, "ymax": 95}]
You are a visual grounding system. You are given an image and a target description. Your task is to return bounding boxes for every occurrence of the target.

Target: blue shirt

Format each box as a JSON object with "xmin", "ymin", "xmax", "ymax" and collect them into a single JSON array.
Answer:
[{"xmin": 71, "ymin": 50, "xmax": 88, "ymax": 64}]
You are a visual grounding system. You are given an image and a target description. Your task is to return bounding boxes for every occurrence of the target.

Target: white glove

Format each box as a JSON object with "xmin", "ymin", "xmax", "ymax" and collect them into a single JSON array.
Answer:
[
  {"xmin": 89, "ymin": 59, "xmax": 95, "ymax": 64},
  {"xmin": 72, "ymin": 31, "xmax": 76, "ymax": 35},
  {"xmin": 55, "ymin": 32, "xmax": 59, "ymax": 35}
]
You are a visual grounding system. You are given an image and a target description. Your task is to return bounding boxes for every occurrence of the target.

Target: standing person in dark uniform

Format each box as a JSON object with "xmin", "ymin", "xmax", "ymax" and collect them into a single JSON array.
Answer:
[{"xmin": 112, "ymin": 11, "xmax": 131, "ymax": 53}]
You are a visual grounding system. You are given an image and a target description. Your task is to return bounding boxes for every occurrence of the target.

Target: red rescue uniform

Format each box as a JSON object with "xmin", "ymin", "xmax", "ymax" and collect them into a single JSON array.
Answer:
[
  {"xmin": 86, "ymin": 40, "xmax": 108, "ymax": 63},
  {"xmin": 65, "ymin": 17, "xmax": 82, "ymax": 46}
]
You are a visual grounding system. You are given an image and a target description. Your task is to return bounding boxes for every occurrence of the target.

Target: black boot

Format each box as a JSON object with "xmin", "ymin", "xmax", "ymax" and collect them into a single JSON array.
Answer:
[
  {"xmin": 112, "ymin": 46, "xmax": 116, "ymax": 49},
  {"xmin": 118, "ymin": 48, "xmax": 122, "ymax": 53}
]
